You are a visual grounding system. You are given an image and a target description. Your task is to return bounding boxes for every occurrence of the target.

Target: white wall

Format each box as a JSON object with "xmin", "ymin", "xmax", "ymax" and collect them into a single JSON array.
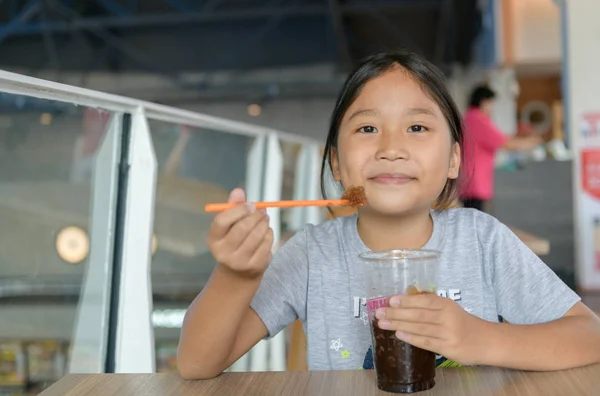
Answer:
[
  {"xmin": 511, "ymin": 0, "xmax": 562, "ymax": 64},
  {"xmin": 563, "ymin": 0, "xmax": 600, "ymax": 290},
  {"xmin": 447, "ymin": 65, "xmax": 488, "ymax": 112},
  {"xmin": 489, "ymin": 68, "xmax": 518, "ymax": 136}
]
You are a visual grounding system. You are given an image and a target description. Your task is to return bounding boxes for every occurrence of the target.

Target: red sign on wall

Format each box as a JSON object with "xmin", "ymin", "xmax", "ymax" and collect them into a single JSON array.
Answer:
[{"xmin": 582, "ymin": 149, "xmax": 600, "ymax": 200}]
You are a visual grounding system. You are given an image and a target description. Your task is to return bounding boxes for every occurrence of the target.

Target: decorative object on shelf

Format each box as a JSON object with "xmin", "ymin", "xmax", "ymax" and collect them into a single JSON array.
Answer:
[
  {"xmin": 548, "ymin": 101, "xmax": 571, "ymax": 161},
  {"xmin": 520, "ymin": 100, "xmax": 553, "ymax": 135}
]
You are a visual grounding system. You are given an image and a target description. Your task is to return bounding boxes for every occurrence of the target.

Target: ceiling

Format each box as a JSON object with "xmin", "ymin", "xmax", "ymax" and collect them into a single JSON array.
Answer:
[{"xmin": 0, "ymin": 0, "xmax": 483, "ymax": 102}]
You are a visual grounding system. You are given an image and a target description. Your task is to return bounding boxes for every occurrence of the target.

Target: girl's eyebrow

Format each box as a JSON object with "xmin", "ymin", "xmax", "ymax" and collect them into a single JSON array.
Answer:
[
  {"xmin": 348, "ymin": 107, "xmax": 437, "ymax": 121},
  {"xmin": 348, "ymin": 108, "xmax": 380, "ymax": 121},
  {"xmin": 405, "ymin": 107, "xmax": 437, "ymax": 118}
]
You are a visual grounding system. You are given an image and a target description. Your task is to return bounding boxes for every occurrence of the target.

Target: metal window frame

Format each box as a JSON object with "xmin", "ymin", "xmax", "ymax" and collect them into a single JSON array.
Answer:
[
  {"xmin": 0, "ymin": 70, "xmax": 317, "ymax": 145},
  {"xmin": 109, "ymin": 108, "xmax": 157, "ymax": 373},
  {"xmin": 68, "ymin": 112, "xmax": 123, "ymax": 373}
]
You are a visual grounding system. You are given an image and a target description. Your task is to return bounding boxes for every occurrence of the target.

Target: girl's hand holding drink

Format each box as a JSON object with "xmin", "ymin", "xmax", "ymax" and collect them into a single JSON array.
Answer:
[{"xmin": 375, "ymin": 291, "xmax": 487, "ymax": 367}]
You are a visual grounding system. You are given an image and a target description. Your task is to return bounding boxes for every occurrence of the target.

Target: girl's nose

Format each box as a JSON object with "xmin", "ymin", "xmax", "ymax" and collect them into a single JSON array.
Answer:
[{"xmin": 376, "ymin": 131, "xmax": 409, "ymax": 161}]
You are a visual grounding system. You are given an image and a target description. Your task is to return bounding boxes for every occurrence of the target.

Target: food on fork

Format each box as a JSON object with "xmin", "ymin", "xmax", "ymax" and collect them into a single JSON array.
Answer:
[
  {"xmin": 204, "ymin": 185, "xmax": 367, "ymax": 213},
  {"xmin": 341, "ymin": 186, "xmax": 368, "ymax": 208}
]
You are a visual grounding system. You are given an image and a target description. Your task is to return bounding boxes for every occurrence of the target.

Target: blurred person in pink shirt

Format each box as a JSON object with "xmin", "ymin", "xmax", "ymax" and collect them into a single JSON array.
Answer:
[{"xmin": 460, "ymin": 85, "xmax": 542, "ymax": 212}]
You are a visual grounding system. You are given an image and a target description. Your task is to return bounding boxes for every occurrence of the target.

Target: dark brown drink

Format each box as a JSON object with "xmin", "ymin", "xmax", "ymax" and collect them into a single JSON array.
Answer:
[
  {"xmin": 371, "ymin": 323, "xmax": 436, "ymax": 393},
  {"xmin": 370, "ymin": 286, "xmax": 435, "ymax": 393}
]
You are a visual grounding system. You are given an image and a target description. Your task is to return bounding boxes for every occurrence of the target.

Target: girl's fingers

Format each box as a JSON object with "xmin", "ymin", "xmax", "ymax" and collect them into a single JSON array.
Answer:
[
  {"xmin": 221, "ymin": 211, "xmax": 267, "ymax": 251},
  {"xmin": 388, "ymin": 293, "xmax": 445, "ymax": 310},
  {"xmin": 394, "ymin": 332, "xmax": 442, "ymax": 354},
  {"xmin": 209, "ymin": 203, "xmax": 254, "ymax": 239},
  {"xmin": 377, "ymin": 320, "xmax": 441, "ymax": 339},
  {"xmin": 235, "ymin": 217, "xmax": 270, "ymax": 259},
  {"xmin": 375, "ymin": 307, "xmax": 441, "ymax": 324},
  {"xmin": 247, "ymin": 229, "xmax": 274, "ymax": 269}
]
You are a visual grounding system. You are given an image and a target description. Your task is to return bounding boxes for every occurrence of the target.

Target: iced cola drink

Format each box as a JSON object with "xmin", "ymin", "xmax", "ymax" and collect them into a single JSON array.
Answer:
[{"xmin": 360, "ymin": 250, "xmax": 440, "ymax": 393}]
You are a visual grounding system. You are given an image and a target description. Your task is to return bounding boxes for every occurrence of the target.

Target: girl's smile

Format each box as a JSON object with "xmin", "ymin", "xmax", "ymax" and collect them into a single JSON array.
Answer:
[{"xmin": 368, "ymin": 172, "xmax": 416, "ymax": 186}]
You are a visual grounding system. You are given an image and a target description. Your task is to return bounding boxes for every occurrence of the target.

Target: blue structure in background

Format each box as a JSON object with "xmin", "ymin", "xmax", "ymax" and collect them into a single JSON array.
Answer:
[
  {"xmin": 472, "ymin": 0, "xmax": 499, "ymax": 68},
  {"xmin": 557, "ymin": 0, "xmax": 570, "ymax": 149}
]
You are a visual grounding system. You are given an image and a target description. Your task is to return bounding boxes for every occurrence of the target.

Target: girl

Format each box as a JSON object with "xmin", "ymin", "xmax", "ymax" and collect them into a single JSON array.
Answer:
[{"xmin": 177, "ymin": 51, "xmax": 600, "ymax": 379}]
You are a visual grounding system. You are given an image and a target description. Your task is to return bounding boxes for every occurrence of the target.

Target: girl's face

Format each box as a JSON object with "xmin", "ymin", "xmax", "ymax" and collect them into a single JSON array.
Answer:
[{"xmin": 331, "ymin": 67, "xmax": 460, "ymax": 216}]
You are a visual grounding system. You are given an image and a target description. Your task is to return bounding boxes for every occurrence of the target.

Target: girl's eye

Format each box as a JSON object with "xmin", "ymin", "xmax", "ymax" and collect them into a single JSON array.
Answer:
[
  {"xmin": 408, "ymin": 125, "xmax": 428, "ymax": 133},
  {"xmin": 358, "ymin": 126, "xmax": 377, "ymax": 133}
]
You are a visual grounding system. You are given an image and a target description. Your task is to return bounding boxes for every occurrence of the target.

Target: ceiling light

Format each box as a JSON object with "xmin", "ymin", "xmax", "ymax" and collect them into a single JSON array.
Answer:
[
  {"xmin": 247, "ymin": 104, "xmax": 261, "ymax": 117},
  {"xmin": 40, "ymin": 113, "xmax": 52, "ymax": 125},
  {"xmin": 56, "ymin": 226, "xmax": 89, "ymax": 264}
]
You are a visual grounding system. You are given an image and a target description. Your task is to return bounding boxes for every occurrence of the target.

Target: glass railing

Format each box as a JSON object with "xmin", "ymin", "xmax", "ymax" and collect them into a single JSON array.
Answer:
[
  {"xmin": 0, "ymin": 97, "xmax": 119, "ymax": 395},
  {"xmin": 0, "ymin": 70, "xmax": 324, "ymax": 393},
  {"xmin": 148, "ymin": 121, "xmax": 258, "ymax": 373}
]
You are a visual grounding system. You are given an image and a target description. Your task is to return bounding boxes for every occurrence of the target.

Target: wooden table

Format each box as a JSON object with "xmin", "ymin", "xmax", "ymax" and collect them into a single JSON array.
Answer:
[
  {"xmin": 42, "ymin": 366, "xmax": 600, "ymax": 396},
  {"xmin": 509, "ymin": 226, "xmax": 550, "ymax": 256}
]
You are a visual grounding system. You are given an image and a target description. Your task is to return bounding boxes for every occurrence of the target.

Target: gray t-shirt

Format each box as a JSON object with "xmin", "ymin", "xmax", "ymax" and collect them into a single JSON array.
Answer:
[{"xmin": 250, "ymin": 208, "xmax": 580, "ymax": 370}]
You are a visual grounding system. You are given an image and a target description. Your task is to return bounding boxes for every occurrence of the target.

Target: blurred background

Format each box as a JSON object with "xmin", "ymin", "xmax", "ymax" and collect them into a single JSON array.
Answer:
[{"xmin": 0, "ymin": 0, "xmax": 599, "ymax": 394}]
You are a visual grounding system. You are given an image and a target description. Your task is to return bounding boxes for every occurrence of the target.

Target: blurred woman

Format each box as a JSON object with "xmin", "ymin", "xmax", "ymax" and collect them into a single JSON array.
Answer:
[{"xmin": 460, "ymin": 85, "xmax": 542, "ymax": 212}]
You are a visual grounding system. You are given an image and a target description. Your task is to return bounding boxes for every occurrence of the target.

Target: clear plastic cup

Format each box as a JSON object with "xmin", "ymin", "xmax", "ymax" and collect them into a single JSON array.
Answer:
[{"xmin": 359, "ymin": 249, "xmax": 440, "ymax": 394}]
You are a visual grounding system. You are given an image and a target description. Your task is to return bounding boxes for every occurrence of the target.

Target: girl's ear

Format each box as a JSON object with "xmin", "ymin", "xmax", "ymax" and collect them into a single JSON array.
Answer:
[
  {"xmin": 330, "ymin": 148, "xmax": 341, "ymax": 181},
  {"xmin": 448, "ymin": 142, "xmax": 461, "ymax": 180}
]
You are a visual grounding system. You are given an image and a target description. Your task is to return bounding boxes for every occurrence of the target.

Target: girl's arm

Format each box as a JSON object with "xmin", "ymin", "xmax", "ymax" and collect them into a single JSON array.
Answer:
[
  {"xmin": 177, "ymin": 189, "xmax": 273, "ymax": 379},
  {"xmin": 177, "ymin": 265, "xmax": 268, "ymax": 379},
  {"xmin": 177, "ymin": 189, "xmax": 310, "ymax": 379},
  {"xmin": 480, "ymin": 215, "xmax": 599, "ymax": 369},
  {"xmin": 375, "ymin": 294, "xmax": 600, "ymax": 371},
  {"xmin": 481, "ymin": 302, "xmax": 600, "ymax": 370},
  {"xmin": 375, "ymin": 213, "xmax": 600, "ymax": 371}
]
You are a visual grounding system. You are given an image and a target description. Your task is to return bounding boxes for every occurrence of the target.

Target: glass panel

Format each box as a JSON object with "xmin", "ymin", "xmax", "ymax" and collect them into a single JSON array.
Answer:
[
  {"xmin": 0, "ymin": 95, "xmax": 116, "ymax": 394},
  {"xmin": 148, "ymin": 121, "xmax": 256, "ymax": 374},
  {"xmin": 280, "ymin": 140, "xmax": 302, "ymax": 242}
]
